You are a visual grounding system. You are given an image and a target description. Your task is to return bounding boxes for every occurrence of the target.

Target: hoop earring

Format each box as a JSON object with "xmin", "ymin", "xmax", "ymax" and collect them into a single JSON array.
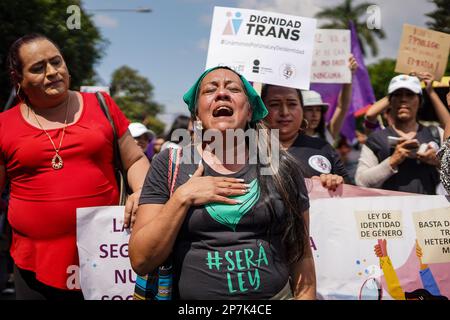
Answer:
[
  {"xmin": 301, "ymin": 118, "xmax": 309, "ymax": 130},
  {"xmin": 193, "ymin": 119, "xmax": 203, "ymax": 141}
]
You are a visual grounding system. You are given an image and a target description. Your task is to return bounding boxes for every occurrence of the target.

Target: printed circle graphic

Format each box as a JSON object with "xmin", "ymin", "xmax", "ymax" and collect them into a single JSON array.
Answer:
[
  {"xmin": 279, "ymin": 63, "xmax": 296, "ymax": 80},
  {"xmin": 308, "ymin": 155, "xmax": 331, "ymax": 174}
]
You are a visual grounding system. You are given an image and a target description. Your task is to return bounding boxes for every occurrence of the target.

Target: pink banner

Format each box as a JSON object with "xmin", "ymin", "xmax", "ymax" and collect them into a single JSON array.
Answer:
[{"xmin": 306, "ymin": 178, "xmax": 414, "ymax": 200}]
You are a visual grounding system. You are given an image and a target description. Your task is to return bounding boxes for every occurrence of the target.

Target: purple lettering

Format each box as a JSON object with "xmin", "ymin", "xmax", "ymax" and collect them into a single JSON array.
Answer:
[
  {"xmin": 99, "ymin": 244, "xmax": 108, "ymax": 258},
  {"xmin": 98, "ymin": 244, "xmax": 129, "ymax": 258},
  {"xmin": 113, "ymin": 218, "xmax": 125, "ymax": 232}
]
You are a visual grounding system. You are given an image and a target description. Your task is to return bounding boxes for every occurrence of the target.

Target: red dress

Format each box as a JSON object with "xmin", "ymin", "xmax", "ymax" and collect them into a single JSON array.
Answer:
[{"xmin": 0, "ymin": 92, "xmax": 130, "ymax": 289}]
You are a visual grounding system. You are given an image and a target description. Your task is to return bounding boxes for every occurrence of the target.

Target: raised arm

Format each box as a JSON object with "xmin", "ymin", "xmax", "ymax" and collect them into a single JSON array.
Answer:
[
  {"xmin": 365, "ymin": 97, "xmax": 389, "ymax": 123},
  {"xmin": 328, "ymin": 55, "xmax": 358, "ymax": 140},
  {"xmin": 417, "ymin": 72, "xmax": 450, "ymax": 128}
]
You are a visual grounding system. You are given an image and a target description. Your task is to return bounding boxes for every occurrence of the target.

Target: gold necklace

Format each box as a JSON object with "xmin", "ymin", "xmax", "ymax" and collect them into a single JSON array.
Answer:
[{"xmin": 29, "ymin": 95, "xmax": 70, "ymax": 170}]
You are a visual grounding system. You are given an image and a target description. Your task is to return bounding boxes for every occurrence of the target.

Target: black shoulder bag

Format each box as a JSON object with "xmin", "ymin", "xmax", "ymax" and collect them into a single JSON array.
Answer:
[{"xmin": 95, "ymin": 92, "xmax": 129, "ymax": 205}]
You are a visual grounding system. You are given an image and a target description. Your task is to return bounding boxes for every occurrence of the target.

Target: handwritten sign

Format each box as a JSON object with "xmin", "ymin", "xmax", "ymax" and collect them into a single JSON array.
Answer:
[
  {"xmin": 395, "ymin": 24, "xmax": 450, "ymax": 80},
  {"xmin": 311, "ymin": 29, "xmax": 351, "ymax": 83}
]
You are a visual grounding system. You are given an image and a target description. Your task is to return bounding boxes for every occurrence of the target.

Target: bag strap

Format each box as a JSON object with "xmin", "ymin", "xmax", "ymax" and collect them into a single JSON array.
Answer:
[
  {"xmin": 168, "ymin": 146, "xmax": 182, "ymax": 196},
  {"xmin": 428, "ymin": 125, "xmax": 441, "ymax": 147},
  {"xmin": 95, "ymin": 92, "xmax": 129, "ymax": 204},
  {"xmin": 96, "ymin": 92, "xmax": 121, "ymax": 170},
  {"xmin": 133, "ymin": 146, "xmax": 180, "ymax": 301}
]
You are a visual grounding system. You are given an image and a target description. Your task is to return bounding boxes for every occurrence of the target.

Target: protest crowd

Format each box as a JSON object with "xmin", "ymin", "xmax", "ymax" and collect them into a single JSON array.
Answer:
[{"xmin": 0, "ymin": 2, "xmax": 449, "ymax": 302}]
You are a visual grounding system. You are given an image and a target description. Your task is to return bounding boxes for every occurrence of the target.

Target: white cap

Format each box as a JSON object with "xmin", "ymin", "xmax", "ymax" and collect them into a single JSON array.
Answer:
[
  {"xmin": 301, "ymin": 90, "xmax": 329, "ymax": 111},
  {"xmin": 388, "ymin": 75, "xmax": 422, "ymax": 95},
  {"xmin": 128, "ymin": 122, "xmax": 154, "ymax": 138}
]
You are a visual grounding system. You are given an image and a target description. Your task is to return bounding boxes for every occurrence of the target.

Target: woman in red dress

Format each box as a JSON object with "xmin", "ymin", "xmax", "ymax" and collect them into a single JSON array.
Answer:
[{"xmin": 0, "ymin": 34, "xmax": 150, "ymax": 299}]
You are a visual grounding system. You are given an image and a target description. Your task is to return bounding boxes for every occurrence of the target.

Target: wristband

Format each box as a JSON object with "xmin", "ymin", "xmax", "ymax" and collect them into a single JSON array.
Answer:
[{"xmin": 363, "ymin": 118, "xmax": 380, "ymax": 130}]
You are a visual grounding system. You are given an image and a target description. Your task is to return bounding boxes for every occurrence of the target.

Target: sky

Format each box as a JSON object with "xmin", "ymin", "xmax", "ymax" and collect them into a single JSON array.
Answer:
[{"xmin": 81, "ymin": 0, "xmax": 437, "ymax": 129}]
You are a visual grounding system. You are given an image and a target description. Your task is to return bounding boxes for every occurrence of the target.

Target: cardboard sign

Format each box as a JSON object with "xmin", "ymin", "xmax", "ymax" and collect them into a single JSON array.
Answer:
[
  {"xmin": 311, "ymin": 29, "xmax": 351, "ymax": 83},
  {"xmin": 395, "ymin": 24, "xmax": 450, "ymax": 80},
  {"xmin": 206, "ymin": 6, "xmax": 317, "ymax": 90}
]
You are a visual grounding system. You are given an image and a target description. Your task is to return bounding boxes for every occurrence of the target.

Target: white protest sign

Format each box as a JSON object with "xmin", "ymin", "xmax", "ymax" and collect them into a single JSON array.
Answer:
[
  {"xmin": 413, "ymin": 207, "xmax": 450, "ymax": 264},
  {"xmin": 311, "ymin": 29, "xmax": 351, "ymax": 83},
  {"xmin": 76, "ymin": 206, "xmax": 135, "ymax": 300},
  {"xmin": 206, "ymin": 6, "xmax": 317, "ymax": 90},
  {"xmin": 310, "ymin": 195, "xmax": 450, "ymax": 300},
  {"xmin": 80, "ymin": 86, "xmax": 110, "ymax": 95}
]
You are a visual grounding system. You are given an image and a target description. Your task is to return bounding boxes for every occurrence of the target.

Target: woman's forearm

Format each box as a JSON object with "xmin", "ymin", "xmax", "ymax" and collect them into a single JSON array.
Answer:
[
  {"xmin": 355, "ymin": 145, "xmax": 395, "ymax": 188},
  {"xmin": 365, "ymin": 97, "xmax": 389, "ymax": 122},
  {"xmin": 290, "ymin": 209, "xmax": 316, "ymax": 300},
  {"xmin": 291, "ymin": 256, "xmax": 316, "ymax": 300},
  {"xmin": 129, "ymin": 192, "xmax": 191, "ymax": 275},
  {"xmin": 329, "ymin": 83, "xmax": 352, "ymax": 139},
  {"xmin": 127, "ymin": 155, "xmax": 150, "ymax": 192},
  {"xmin": 429, "ymin": 90, "xmax": 450, "ymax": 128}
]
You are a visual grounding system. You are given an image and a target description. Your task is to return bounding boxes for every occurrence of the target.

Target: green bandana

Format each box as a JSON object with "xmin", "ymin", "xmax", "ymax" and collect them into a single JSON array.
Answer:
[
  {"xmin": 205, "ymin": 179, "xmax": 260, "ymax": 231},
  {"xmin": 182, "ymin": 66, "xmax": 268, "ymax": 123}
]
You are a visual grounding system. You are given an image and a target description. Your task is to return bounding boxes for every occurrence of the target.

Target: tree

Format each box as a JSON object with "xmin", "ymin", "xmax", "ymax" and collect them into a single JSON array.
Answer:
[
  {"xmin": 110, "ymin": 66, "xmax": 165, "ymax": 134},
  {"xmin": 144, "ymin": 116, "xmax": 166, "ymax": 136},
  {"xmin": 0, "ymin": 0, "xmax": 106, "ymax": 109},
  {"xmin": 315, "ymin": 0, "xmax": 386, "ymax": 57},
  {"xmin": 425, "ymin": 0, "xmax": 450, "ymax": 75},
  {"xmin": 367, "ymin": 58, "xmax": 397, "ymax": 100},
  {"xmin": 426, "ymin": 0, "xmax": 450, "ymax": 34}
]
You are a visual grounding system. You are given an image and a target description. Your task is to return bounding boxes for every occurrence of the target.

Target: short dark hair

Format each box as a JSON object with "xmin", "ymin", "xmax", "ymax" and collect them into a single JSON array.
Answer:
[
  {"xmin": 7, "ymin": 33, "xmax": 62, "ymax": 89},
  {"xmin": 165, "ymin": 115, "xmax": 191, "ymax": 143},
  {"xmin": 261, "ymin": 84, "xmax": 304, "ymax": 108}
]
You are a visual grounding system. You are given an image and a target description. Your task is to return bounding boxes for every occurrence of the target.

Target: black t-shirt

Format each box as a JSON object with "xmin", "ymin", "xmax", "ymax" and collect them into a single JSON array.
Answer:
[
  {"xmin": 365, "ymin": 125, "xmax": 440, "ymax": 194},
  {"xmin": 288, "ymin": 133, "xmax": 350, "ymax": 183},
  {"xmin": 139, "ymin": 145, "xmax": 310, "ymax": 299}
]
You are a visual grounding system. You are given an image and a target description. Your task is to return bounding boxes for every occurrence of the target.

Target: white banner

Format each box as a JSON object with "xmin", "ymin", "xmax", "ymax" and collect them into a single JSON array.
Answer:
[
  {"xmin": 311, "ymin": 195, "xmax": 450, "ymax": 300},
  {"xmin": 206, "ymin": 6, "xmax": 317, "ymax": 90},
  {"xmin": 76, "ymin": 206, "xmax": 135, "ymax": 300},
  {"xmin": 74, "ymin": 184, "xmax": 450, "ymax": 300},
  {"xmin": 311, "ymin": 29, "xmax": 351, "ymax": 83}
]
